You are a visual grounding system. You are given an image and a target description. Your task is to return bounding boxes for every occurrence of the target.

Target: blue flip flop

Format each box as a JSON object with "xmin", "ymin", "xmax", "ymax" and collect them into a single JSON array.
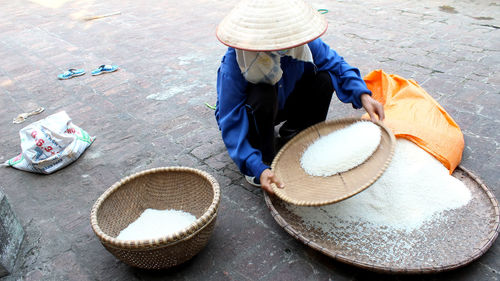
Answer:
[
  {"xmin": 91, "ymin": 65, "xmax": 119, "ymax": 76},
  {"xmin": 57, "ymin": 68, "xmax": 85, "ymax": 80}
]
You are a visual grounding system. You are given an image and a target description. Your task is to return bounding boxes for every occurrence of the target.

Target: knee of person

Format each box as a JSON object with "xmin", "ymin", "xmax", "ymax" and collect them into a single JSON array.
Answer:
[
  {"xmin": 246, "ymin": 83, "xmax": 277, "ymax": 111},
  {"xmin": 317, "ymin": 71, "xmax": 333, "ymax": 93},
  {"xmin": 255, "ymin": 98, "xmax": 276, "ymax": 116}
]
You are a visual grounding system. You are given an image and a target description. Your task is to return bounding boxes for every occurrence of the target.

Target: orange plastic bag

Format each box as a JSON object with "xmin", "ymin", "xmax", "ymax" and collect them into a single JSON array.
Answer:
[{"xmin": 362, "ymin": 70, "xmax": 464, "ymax": 174}]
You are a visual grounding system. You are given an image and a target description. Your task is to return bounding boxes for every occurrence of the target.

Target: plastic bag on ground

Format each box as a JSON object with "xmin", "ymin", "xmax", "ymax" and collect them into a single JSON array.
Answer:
[{"xmin": 3, "ymin": 111, "xmax": 95, "ymax": 174}]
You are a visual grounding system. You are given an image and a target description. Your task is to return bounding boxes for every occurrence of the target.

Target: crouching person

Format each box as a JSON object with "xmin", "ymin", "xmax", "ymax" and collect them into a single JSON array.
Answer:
[{"xmin": 214, "ymin": 0, "xmax": 384, "ymax": 194}]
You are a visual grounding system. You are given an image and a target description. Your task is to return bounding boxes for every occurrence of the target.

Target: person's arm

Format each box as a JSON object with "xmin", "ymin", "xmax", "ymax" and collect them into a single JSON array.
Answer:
[
  {"xmin": 217, "ymin": 52, "xmax": 285, "ymax": 194},
  {"xmin": 308, "ymin": 39, "xmax": 384, "ymax": 121},
  {"xmin": 216, "ymin": 51, "xmax": 269, "ymax": 181}
]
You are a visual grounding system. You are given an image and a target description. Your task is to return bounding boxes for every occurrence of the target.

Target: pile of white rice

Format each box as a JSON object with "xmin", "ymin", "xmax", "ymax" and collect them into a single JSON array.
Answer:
[
  {"xmin": 300, "ymin": 121, "xmax": 381, "ymax": 176},
  {"xmin": 290, "ymin": 139, "xmax": 472, "ymax": 231},
  {"xmin": 117, "ymin": 208, "xmax": 197, "ymax": 240}
]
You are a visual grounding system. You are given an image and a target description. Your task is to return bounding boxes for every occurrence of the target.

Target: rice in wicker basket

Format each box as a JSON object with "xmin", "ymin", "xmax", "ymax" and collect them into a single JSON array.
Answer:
[{"xmin": 90, "ymin": 167, "xmax": 220, "ymax": 269}]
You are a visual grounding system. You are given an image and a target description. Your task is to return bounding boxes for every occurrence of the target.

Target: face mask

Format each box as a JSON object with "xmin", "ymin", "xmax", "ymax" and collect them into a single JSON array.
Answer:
[{"xmin": 236, "ymin": 45, "xmax": 313, "ymax": 85}]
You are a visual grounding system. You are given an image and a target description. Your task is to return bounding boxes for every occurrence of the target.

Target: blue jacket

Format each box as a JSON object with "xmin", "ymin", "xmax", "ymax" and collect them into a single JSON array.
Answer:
[{"xmin": 215, "ymin": 38, "xmax": 371, "ymax": 179}]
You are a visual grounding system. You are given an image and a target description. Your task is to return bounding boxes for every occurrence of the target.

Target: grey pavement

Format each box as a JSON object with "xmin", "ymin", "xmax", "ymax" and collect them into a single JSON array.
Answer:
[{"xmin": 0, "ymin": 0, "xmax": 499, "ymax": 280}]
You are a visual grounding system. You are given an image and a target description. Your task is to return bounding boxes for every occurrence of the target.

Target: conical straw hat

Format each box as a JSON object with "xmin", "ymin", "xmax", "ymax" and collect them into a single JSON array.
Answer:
[{"xmin": 216, "ymin": 0, "xmax": 328, "ymax": 51}]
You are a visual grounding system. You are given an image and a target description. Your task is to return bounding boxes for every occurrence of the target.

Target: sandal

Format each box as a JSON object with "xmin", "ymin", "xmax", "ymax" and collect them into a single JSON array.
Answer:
[
  {"xmin": 57, "ymin": 68, "xmax": 85, "ymax": 80},
  {"xmin": 244, "ymin": 175, "xmax": 261, "ymax": 187},
  {"xmin": 91, "ymin": 64, "xmax": 119, "ymax": 76}
]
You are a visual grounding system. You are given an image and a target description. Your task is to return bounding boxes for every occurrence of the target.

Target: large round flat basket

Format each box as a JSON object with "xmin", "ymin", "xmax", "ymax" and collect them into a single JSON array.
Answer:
[
  {"xmin": 271, "ymin": 117, "xmax": 396, "ymax": 206},
  {"xmin": 264, "ymin": 166, "xmax": 500, "ymax": 273}
]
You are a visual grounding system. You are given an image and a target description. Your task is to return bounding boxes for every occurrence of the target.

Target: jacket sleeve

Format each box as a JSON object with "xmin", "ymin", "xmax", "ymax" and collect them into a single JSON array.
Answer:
[
  {"xmin": 308, "ymin": 38, "xmax": 371, "ymax": 109},
  {"xmin": 215, "ymin": 51, "xmax": 269, "ymax": 178}
]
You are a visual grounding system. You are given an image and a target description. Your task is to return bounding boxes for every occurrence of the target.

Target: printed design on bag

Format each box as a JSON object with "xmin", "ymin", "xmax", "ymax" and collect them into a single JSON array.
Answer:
[
  {"xmin": 30, "ymin": 128, "xmax": 62, "ymax": 160},
  {"xmin": 33, "ymin": 158, "xmax": 64, "ymax": 173},
  {"xmin": 8, "ymin": 153, "xmax": 24, "ymax": 166},
  {"xmin": 71, "ymin": 127, "xmax": 94, "ymax": 144},
  {"xmin": 40, "ymin": 127, "xmax": 64, "ymax": 150},
  {"xmin": 66, "ymin": 127, "xmax": 77, "ymax": 134},
  {"xmin": 34, "ymin": 147, "xmax": 45, "ymax": 160}
]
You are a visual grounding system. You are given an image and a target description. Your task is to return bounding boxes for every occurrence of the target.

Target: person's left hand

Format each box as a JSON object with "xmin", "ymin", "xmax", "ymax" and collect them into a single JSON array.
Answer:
[{"xmin": 361, "ymin": 93, "xmax": 385, "ymax": 122}]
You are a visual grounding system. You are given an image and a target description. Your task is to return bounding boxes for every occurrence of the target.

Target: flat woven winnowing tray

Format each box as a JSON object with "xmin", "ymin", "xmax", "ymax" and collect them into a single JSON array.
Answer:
[
  {"xmin": 271, "ymin": 117, "xmax": 396, "ymax": 206},
  {"xmin": 264, "ymin": 166, "xmax": 499, "ymax": 273}
]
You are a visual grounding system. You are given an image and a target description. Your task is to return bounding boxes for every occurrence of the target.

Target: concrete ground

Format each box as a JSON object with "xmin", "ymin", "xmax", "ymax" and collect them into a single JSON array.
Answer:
[{"xmin": 0, "ymin": 0, "xmax": 498, "ymax": 280}]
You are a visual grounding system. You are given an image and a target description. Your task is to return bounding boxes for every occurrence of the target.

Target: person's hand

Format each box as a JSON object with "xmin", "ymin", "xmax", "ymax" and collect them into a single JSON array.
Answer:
[
  {"xmin": 361, "ymin": 93, "xmax": 385, "ymax": 122},
  {"xmin": 259, "ymin": 169, "xmax": 284, "ymax": 195}
]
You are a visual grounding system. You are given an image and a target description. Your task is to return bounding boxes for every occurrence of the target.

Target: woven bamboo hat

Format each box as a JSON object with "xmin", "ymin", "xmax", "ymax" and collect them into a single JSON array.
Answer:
[{"xmin": 216, "ymin": 0, "xmax": 328, "ymax": 51}]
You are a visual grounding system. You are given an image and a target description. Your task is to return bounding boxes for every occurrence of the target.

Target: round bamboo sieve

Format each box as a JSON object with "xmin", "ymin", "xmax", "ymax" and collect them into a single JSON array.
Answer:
[{"xmin": 270, "ymin": 117, "xmax": 396, "ymax": 206}]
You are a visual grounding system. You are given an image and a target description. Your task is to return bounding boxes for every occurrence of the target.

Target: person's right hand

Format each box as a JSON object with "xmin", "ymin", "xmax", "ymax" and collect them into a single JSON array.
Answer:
[
  {"xmin": 361, "ymin": 93, "xmax": 385, "ymax": 122},
  {"xmin": 259, "ymin": 169, "xmax": 284, "ymax": 195}
]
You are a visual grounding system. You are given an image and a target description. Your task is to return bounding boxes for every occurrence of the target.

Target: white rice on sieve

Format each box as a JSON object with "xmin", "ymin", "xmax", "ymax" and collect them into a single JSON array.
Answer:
[
  {"xmin": 300, "ymin": 121, "xmax": 381, "ymax": 176},
  {"xmin": 116, "ymin": 208, "xmax": 197, "ymax": 240},
  {"xmin": 289, "ymin": 139, "xmax": 472, "ymax": 232}
]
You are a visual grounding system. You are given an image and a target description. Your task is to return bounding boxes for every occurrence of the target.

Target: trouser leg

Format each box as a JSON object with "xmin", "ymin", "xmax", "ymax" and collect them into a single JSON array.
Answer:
[
  {"xmin": 279, "ymin": 71, "xmax": 334, "ymax": 141},
  {"xmin": 245, "ymin": 83, "xmax": 278, "ymax": 165}
]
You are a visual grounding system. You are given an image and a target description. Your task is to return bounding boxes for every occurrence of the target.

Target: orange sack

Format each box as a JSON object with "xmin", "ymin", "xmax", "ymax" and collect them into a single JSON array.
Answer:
[{"xmin": 362, "ymin": 70, "xmax": 464, "ymax": 174}]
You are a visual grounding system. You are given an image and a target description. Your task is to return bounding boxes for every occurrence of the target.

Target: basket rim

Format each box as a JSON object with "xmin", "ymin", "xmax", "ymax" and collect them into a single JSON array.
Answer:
[
  {"xmin": 264, "ymin": 165, "xmax": 500, "ymax": 274},
  {"xmin": 270, "ymin": 117, "xmax": 396, "ymax": 206},
  {"xmin": 90, "ymin": 166, "xmax": 221, "ymax": 249}
]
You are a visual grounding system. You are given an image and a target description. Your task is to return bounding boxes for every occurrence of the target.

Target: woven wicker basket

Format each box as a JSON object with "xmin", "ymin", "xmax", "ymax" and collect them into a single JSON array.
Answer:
[
  {"xmin": 264, "ymin": 166, "xmax": 500, "ymax": 273},
  {"xmin": 90, "ymin": 167, "xmax": 220, "ymax": 269},
  {"xmin": 271, "ymin": 118, "xmax": 396, "ymax": 206}
]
